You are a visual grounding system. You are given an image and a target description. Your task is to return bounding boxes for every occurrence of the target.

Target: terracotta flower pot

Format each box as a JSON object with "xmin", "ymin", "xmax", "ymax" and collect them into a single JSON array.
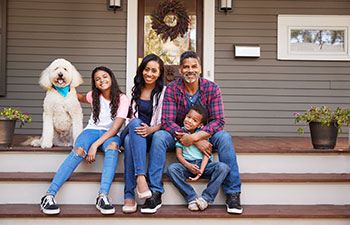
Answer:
[
  {"xmin": 309, "ymin": 121, "xmax": 338, "ymax": 149},
  {"xmin": 0, "ymin": 118, "xmax": 16, "ymax": 147}
]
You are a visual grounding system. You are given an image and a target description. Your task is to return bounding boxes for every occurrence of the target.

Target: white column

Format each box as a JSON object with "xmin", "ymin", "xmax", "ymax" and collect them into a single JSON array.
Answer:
[{"xmin": 203, "ymin": 0, "xmax": 215, "ymax": 81}]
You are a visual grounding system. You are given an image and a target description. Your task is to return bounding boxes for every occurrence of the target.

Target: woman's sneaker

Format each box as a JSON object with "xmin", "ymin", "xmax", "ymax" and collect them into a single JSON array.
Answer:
[
  {"xmin": 96, "ymin": 195, "xmax": 115, "ymax": 215},
  {"xmin": 40, "ymin": 194, "xmax": 60, "ymax": 215}
]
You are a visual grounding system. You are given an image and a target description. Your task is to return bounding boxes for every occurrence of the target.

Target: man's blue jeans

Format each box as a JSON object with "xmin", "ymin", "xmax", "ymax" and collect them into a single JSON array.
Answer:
[
  {"xmin": 167, "ymin": 160, "xmax": 230, "ymax": 203},
  {"xmin": 148, "ymin": 130, "xmax": 241, "ymax": 194},
  {"xmin": 121, "ymin": 118, "xmax": 153, "ymax": 199},
  {"xmin": 47, "ymin": 129, "xmax": 120, "ymax": 196}
]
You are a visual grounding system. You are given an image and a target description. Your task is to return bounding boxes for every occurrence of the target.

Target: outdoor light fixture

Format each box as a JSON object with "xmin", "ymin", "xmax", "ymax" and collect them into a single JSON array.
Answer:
[
  {"xmin": 234, "ymin": 45, "xmax": 260, "ymax": 58},
  {"xmin": 219, "ymin": 0, "xmax": 233, "ymax": 13},
  {"xmin": 108, "ymin": 0, "xmax": 121, "ymax": 12}
]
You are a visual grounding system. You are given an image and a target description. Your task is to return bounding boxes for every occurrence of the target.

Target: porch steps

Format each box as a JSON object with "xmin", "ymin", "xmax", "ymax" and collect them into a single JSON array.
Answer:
[{"xmin": 0, "ymin": 136, "xmax": 349, "ymax": 224}]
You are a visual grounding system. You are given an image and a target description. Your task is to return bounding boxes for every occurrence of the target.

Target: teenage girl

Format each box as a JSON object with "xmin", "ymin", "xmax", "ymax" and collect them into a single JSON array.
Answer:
[
  {"xmin": 121, "ymin": 54, "xmax": 165, "ymax": 213},
  {"xmin": 40, "ymin": 66, "xmax": 129, "ymax": 215}
]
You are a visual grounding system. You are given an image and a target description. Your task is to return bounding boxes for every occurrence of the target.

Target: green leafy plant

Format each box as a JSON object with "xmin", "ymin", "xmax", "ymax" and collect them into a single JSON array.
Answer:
[
  {"xmin": 0, "ymin": 107, "xmax": 32, "ymax": 128},
  {"xmin": 294, "ymin": 105, "xmax": 350, "ymax": 134}
]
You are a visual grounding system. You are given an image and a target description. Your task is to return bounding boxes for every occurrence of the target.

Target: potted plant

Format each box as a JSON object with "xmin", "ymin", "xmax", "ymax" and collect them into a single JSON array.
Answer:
[
  {"xmin": 0, "ymin": 107, "xmax": 32, "ymax": 147},
  {"xmin": 294, "ymin": 105, "xmax": 350, "ymax": 149}
]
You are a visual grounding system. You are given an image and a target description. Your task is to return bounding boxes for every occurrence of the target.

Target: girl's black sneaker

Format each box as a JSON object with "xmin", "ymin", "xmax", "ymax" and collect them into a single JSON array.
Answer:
[
  {"xmin": 40, "ymin": 194, "xmax": 60, "ymax": 215},
  {"xmin": 96, "ymin": 195, "xmax": 115, "ymax": 214}
]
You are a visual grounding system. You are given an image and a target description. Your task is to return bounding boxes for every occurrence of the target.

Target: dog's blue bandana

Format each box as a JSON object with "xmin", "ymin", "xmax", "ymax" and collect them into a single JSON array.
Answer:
[{"xmin": 54, "ymin": 85, "xmax": 70, "ymax": 97}]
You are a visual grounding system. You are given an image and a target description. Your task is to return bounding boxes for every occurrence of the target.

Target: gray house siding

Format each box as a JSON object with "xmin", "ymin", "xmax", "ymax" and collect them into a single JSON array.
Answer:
[
  {"xmin": 215, "ymin": 0, "xmax": 350, "ymax": 136},
  {"xmin": 1, "ymin": 0, "xmax": 350, "ymax": 137},
  {"xmin": 0, "ymin": 0, "xmax": 127, "ymax": 134}
]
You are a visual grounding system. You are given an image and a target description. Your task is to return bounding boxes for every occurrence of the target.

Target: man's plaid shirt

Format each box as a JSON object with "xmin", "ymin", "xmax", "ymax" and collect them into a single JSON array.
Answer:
[{"xmin": 162, "ymin": 77, "xmax": 225, "ymax": 136}]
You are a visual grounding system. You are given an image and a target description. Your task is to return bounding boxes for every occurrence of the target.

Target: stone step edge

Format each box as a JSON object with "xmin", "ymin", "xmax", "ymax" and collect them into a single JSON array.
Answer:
[
  {"xmin": 1, "ymin": 172, "xmax": 349, "ymax": 183},
  {"xmin": 0, "ymin": 204, "xmax": 349, "ymax": 218}
]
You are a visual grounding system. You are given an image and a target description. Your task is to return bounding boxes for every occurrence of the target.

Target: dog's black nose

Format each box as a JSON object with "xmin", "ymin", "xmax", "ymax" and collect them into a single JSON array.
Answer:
[{"xmin": 58, "ymin": 73, "xmax": 63, "ymax": 78}]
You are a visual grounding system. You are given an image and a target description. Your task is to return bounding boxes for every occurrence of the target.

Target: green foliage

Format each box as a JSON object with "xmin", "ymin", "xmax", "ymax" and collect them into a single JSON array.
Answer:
[
  {"xmin": 294, "ymin": 105, "xmax": 350, "ymax": 135},
  {"xmin": 0, "ymin": 107, "xmax": 32, "ymax": 128}
]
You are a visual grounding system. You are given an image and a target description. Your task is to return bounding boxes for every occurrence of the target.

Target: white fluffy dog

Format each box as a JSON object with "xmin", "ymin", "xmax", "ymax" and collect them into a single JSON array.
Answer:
[{"xmin": 31, "ymin": 58, "xmax": 84, "ymax": 148}]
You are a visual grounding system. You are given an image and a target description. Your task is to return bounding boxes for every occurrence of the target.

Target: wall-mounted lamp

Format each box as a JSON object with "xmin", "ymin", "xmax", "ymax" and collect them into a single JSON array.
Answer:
[
  {"xmin": 219, "ymin": 0, "xmax": 233, "ymax": 14},
  {"xmin": 108, "ymin": 0, "xmax": 121, "ymax": 12},
  {"xmin": 234, "ymin": 45, "xmax": 260, "ymax": 58}
]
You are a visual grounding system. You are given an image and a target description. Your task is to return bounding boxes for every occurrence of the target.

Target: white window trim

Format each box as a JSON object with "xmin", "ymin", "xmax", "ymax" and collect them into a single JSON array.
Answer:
[
  {"xmin": 278, "ymin": 15, "xmax": 350, "ymax": 61},
  {"xmin": 126, "ymin": 0, "xmax": 215, "ymax": 98}
]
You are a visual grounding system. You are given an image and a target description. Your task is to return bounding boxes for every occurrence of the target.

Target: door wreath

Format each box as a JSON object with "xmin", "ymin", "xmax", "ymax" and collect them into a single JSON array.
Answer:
[{"xmin": 151, "ymin": 0, "xmax": 190, "ymax": 41}]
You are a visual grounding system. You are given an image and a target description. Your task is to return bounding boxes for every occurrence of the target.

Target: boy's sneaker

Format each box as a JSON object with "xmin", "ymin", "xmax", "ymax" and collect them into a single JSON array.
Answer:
[
  {"xmin": 96, "ymin": 195, "xmax": 115, "ymax": 215},
  {"xmin": 188, "ymin": 200, "xmax": 199, "ymax": 211},
  {"xmin": 196, "ymin": 197, "xmax": 208, "ymax": 211},
  {"xmin": 40, "ymin": 194, "xmax": 60, "ymax": 215},
  {"xmin": 226, "ymin": 192, "xmax": 243, "ymax": 214},
  {"xmin": 140, "ymin": 191, "xmax": 162, "ymax": 214}
]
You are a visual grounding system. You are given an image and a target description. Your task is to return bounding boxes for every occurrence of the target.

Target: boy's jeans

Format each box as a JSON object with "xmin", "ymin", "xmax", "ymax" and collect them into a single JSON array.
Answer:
[
  {"xmin": 47, "ymin": 129, "xmax": 120, "ymax": 196},
  {"xmin": 148, "ymin": 130, "xmax": 242, "ymax": 194},
  {"xmin": 167, "ymin": 160, "xmax": 230, "ymax": 203}
]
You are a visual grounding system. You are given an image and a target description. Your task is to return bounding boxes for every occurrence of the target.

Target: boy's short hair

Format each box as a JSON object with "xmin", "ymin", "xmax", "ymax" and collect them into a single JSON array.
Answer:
[{"xmin": 189, "ymin": 104, "xmax": 208, "ymax": 125}]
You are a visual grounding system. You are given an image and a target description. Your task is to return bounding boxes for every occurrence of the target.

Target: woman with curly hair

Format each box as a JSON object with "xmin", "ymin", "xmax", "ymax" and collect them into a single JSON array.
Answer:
[{"xmin": 121, "ymin": 54, "xmax": 166, "ymax": 213}]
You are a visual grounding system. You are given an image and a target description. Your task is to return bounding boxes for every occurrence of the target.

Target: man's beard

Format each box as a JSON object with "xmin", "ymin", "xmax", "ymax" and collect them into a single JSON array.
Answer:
[{"xmin": 182, "ymin": 72, "xmax": 199, "ymax": 84}]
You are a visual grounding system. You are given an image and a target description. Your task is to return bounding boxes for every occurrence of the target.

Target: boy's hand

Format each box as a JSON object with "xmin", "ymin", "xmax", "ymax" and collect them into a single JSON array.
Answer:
[
  {"xmin": 186, "ymin": 163, "xmax": 200, "ymax": 175},
  {"xmin": 189, "ymin": 173, "xmax": 202, "ymax": 182}
]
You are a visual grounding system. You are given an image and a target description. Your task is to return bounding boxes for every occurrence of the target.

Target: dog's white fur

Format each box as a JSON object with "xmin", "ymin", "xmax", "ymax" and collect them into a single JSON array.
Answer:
[{"xmin": 31, "ymin": 58, "xmax": 83, "ymax": 148}]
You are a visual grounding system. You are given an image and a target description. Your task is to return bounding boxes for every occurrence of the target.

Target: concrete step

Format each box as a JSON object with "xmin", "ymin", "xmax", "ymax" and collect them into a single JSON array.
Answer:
[
  {"xmin": 1, "ymin": 172, "xmax": 349, "ymax": 205},
  {"xmin": 1, "ymin": 150, "xmax": 350, "ymax": 173},
  {"xmin": 0, "ymin": 204, "xmax": 349, "ymax": 225}
]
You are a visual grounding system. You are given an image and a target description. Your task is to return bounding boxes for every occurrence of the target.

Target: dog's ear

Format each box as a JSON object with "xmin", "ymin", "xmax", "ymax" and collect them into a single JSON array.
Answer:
[
  {"xmin": 39, "ymin": 66, "xmax": 53, "ymax": 90},
  {"xmin": 70, "ymin": 64, "xmax": 84, "ymax": 88}
]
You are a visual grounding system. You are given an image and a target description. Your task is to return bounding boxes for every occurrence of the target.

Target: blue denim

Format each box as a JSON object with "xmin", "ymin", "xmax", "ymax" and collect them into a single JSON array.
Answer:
[
  {"xmin": 148, "ymin": 130, "xmax": 241, "ymax": 194},
  {"xmin": 167, "ymin": 160, "xmax": 230, "ymax": 203},
  {"xmin": 121, "ymin": 118, "xmax": 153, "ymax": 199},
  {"xmin": 147, "ymin": 130, "xmax": 175, "ymax": 193},
  {"xmin": 47, "ymin": 129, "xmax": 120, "ymax": 196},
  {"xmin": 209, "ymin": 130, "xmax": 241, "ymax": 193}
]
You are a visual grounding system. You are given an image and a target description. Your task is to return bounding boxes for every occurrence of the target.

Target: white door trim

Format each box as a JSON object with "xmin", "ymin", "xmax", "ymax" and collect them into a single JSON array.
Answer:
[{"xmin": 126, "ymin": 0, "xmax": 215, "ymax": 98}]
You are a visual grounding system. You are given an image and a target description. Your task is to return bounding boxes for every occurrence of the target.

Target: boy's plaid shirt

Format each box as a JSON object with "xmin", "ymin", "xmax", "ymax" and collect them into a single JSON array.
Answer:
[{"xmin": 162, "ymin": 78, "xmax": 225, "ymax": 136}]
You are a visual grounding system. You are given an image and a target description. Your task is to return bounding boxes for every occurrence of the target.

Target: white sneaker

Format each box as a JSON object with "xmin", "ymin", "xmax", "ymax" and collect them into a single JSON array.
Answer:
[{"xmin": 196, "ymin": 197, "xmax": 208, "ymax": 211}]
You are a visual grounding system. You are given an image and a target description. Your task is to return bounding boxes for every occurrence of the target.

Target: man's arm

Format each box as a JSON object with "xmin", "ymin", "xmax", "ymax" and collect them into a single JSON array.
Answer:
[
  {"xmin": 176, "ymin": 131, "xmax": 212, "ymax": 157},
  {"xmin": 162, "ymin": 84, "xmax": 185, "ymax": 136},
  {"xmin": 201, "ymin": 82, "xmax": 225, "ymax": 135}
]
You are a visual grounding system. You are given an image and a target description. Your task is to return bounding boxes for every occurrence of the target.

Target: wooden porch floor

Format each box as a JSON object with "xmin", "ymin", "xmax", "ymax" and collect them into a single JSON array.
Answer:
[{"xmin": 1, "ymin": 135, "xmax": 349, "ymax": 153}]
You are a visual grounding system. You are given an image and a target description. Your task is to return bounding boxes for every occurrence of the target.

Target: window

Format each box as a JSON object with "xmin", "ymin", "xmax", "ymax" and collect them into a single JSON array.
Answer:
[{"xmin": 278, "ymin": 15, "xmax": 350, "ymax": 61}]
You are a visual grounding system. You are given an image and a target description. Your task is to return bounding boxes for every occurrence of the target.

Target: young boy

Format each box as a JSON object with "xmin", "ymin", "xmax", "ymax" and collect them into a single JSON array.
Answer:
[{"xmin": 167, "ymin": 105, "xmax": 230, "ymax": 211}]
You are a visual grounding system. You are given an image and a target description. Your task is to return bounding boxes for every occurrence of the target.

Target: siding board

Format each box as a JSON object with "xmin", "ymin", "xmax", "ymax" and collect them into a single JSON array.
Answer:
[
  {"xmin": 216, "ymin": 0, "xmax": 350, "ymax": 136},
  {"xmin": 0, "ymin": 0, "xmax": 127, "ymax": 134}
]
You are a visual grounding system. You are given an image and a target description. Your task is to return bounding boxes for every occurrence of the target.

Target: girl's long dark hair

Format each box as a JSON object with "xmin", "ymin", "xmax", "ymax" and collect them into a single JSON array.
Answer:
[
  {"xmin": 131, "ymin": 54, "xmax": 164, "ymax": 117},
  {"xmin": 91, "ymin": 66, "xmax": 123, "ymax": 123}
]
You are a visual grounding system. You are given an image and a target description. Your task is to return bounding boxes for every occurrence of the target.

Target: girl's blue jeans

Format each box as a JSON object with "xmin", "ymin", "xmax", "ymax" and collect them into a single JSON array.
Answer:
[
  {"xmin": 167, "ymin": 160, "xmax": 230, "ymax": 203},
  {"xmin": 121, "ymin": 118, "xmax": 153, "ymax": 199},
  {"xmin": 47, "ymin": 129, "xmax": 121, "ymax": 196}
]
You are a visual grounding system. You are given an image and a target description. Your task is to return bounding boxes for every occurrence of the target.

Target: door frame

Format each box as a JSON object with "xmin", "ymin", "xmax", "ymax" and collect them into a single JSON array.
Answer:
[{"xmin": 126, "ymin": 0, "xmax": 215, "ymax": 98}]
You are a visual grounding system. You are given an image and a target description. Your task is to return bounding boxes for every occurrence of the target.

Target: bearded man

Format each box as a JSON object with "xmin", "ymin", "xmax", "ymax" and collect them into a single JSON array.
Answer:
[{"xmin": 141, "ymin": 51, "xmax": 243, "ymax": 215}]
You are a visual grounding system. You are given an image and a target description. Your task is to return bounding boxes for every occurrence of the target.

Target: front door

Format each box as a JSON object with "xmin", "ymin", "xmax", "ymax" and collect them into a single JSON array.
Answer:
[{"xmin": 138, "ymin": 0, "xmax": 203, "ymax": 84}]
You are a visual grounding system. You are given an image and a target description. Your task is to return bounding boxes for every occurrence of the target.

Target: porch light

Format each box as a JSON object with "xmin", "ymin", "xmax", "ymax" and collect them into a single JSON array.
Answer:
[
  {"xmin": 219, "ymin": 0, "xmax": 233, "ymax": 13},
  {"xmin": 108, "ymin": 0, "xmax": 121, "ymax": 12}
]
